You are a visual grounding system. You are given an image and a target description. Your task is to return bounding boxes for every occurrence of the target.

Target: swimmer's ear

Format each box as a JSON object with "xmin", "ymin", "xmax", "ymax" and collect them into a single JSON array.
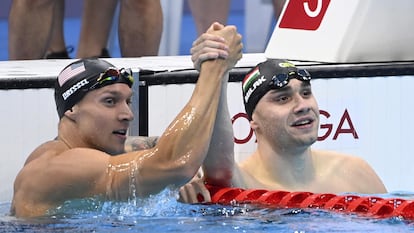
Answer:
[
  {"xmin": 250, "ymin": 119, "xmax": 258, "ymax": 131},
  {"xmin": 64, "ymin": 106, "xmax": 79, "ymax": 121}
]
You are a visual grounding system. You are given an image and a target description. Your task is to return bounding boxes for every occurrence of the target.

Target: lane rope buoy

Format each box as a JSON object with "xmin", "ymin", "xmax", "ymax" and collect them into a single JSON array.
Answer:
[{"xmin": 205, "ymin": 185, "xmax": 414, "ymax": 220}]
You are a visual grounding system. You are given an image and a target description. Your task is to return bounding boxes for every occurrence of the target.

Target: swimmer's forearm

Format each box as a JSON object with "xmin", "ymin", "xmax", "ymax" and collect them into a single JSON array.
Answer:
[
  {"xmin": 149, "ymin": 60, "xmax": 229, "ymax": 182},
  {"xmin": 108, "ymin": 60, "xmax": 233, "ymax": 198},
  {"xmin": 203, "ymin": 73, "xmax": 235, "ymax": 187},
  {"xmin": 160, "ymin": 60, "xmax": 228, "ymax": 145}
]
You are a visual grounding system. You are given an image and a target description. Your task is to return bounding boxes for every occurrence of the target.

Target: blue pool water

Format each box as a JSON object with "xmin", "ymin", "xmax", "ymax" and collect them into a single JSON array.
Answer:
[{"xmin": 1, "ymin": 189, "xmax": 414, "ymax": 232}]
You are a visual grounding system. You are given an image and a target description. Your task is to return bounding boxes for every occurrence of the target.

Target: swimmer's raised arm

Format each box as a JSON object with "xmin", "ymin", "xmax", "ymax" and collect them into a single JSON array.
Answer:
[
  {"xmin": 123, "ymin": 23, "xmax": 242, "ymax": 196},
  {"xmin": 11, "ymin": 24, "xmax": 242, "ymax": 217},
  {"xmin": 178, "ymin": 24, "xmax": 241, "ymax": 205},
  {"xmin": 190, "ymin": 23, "xmax": 241, "ymax": 187}
]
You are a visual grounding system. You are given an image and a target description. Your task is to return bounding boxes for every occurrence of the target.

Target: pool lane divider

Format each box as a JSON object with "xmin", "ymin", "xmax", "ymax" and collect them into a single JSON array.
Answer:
[{"xmin": 205, "ymin": 185, "xmax": 414, "ymax": 220}]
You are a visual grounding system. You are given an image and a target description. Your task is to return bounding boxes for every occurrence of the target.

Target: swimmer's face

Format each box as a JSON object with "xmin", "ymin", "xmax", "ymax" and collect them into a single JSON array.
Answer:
[
  {"xmin": 251, "ymin": 79, "xmax": 319, "ymax": 150},
  {"xmin": 73, "ymin": 83, "xmax": 133, "ymax": 155}
]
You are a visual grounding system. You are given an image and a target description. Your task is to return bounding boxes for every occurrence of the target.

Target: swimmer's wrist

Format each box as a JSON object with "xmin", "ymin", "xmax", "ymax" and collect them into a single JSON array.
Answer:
[{"xmin": 201, "ymin": 59, "xmax": 229, "ymax": 73}]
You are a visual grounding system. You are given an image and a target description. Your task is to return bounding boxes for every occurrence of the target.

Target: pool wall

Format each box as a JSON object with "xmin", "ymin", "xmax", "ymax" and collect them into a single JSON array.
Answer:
[{"xmin": 1, "ymin": 55, "xmax": 413, "ymax": 203}]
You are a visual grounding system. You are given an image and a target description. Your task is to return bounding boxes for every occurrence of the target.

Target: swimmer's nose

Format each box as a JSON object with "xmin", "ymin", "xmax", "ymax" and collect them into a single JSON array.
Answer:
[
  {"xmin": 119, "ymin": 103, "xmax": 134, "ymax": 122},
  {"xmin": 293, "ymin": 94, "xmax": 311, "ymax": 115}
]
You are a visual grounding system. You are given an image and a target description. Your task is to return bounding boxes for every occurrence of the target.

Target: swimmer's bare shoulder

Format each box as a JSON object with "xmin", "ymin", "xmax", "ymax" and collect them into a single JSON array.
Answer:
[
  {"xmin": 12, "ymin": 145, "xmax": 113, "ymax": 217},
  {"xmin": 230, "ymin": 162, "xmax": 261, "ymax": 189},
  {"xmin": 312, "ymin": 149, "xmax": 387, "ymax": 193},
  {"xmin": 312, "ymin": 149, "xmax": 371, "ymax": 171},
  {"xmin": 24, "ymin": 135, "xmax": 158, "ymax": 166},
  {"xmin": 12, "ymin": 137, "xmax": 163, "ymax": 217},
  {"xmin": 24, "ymin": 140, "xmax": 69, "ymax": 165}
]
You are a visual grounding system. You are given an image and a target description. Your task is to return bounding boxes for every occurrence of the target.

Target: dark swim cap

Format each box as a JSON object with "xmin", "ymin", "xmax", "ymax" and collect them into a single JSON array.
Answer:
[
  {"xmin": 54, "ymin": 58, "xmax": 134, "ymax": 118},
  {"xmin": 242, "ymin": 59, "xmax": 311, "ymax": 119}
]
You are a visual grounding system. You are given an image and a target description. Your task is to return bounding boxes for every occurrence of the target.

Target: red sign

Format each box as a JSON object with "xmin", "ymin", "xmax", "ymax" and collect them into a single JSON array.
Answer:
[{"xmin": 279, "ymin": 0, "xmax": 331, "ymax": 30}]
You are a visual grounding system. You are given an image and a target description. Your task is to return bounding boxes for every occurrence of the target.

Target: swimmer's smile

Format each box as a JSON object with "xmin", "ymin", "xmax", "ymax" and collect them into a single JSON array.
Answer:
[
  {"xmin": 113, "ymin": 129, "xmax": 128, "ymax": 139},
  {"xmin": 290, "ymin": 117, "xmax": 315, "ymax": 129}
]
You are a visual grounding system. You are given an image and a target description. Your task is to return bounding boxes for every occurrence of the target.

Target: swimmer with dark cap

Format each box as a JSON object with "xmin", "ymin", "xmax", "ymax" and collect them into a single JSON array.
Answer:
[
  {"xmin": 179, "ymin": 58, "xmax": 387, "ymax": 203},
  {"xmin": 11, "ymin": 22, "xmax": 243, "ymax": 218}
]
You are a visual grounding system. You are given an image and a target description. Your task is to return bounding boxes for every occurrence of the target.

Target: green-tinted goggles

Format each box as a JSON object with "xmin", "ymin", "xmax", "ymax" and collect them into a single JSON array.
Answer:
[{"xmin": 89, "ymin": 67, "xmax": 134, "ymax": 90}]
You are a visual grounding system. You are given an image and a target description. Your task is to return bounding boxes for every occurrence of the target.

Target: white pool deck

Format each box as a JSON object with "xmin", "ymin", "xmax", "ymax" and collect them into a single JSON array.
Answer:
[{"xmin": 0, "ymin": 54, "xmax": 270, "ymax": 81}]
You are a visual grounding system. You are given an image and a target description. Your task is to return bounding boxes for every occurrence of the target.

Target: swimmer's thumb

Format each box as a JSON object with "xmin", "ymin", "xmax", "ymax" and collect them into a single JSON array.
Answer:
[{"xmin": 210, "ymin": 22, "xmax": 225, "ymax": 31}]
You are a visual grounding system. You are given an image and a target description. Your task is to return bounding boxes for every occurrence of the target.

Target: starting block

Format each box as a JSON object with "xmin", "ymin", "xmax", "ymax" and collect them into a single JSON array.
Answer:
[{"xmin": 265, "ymin": 0, "xmax": 414, "ymax": 63}]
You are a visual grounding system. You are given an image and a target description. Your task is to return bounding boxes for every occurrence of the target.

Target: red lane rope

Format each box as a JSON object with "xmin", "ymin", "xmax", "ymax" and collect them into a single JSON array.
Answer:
[{"xmin": 205, "ymin": 185, "xmax": 414, "ymax": 220}]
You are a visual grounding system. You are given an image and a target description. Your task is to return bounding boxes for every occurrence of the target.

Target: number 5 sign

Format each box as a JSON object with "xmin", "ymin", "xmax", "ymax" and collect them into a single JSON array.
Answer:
[
  {"xmin": 265, "ymin": 0, "xmax": 414, "ymax": 63},
  {"xmin": 279, "ymin": 0, "xmax": 331, "ymax": 30}
]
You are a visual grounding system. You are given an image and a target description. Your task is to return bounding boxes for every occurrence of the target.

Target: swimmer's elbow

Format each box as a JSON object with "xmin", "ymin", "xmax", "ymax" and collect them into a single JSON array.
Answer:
[
  {"xmin": 148, "ymin": 159, "xmax": 202, "ymax": 190},
  {"xmin": 176, "ymin": 164, "xmax": 202, "ymax": 186},
  {"xmin": 203, "ymin": 169, "xmax": 233, "ymax": 187}
]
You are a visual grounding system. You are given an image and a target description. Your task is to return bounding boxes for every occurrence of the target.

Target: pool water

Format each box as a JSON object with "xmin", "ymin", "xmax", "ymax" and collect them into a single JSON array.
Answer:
[{"xmin": 1, "ymin": 189, "xmax": 414, "ymax": 233}]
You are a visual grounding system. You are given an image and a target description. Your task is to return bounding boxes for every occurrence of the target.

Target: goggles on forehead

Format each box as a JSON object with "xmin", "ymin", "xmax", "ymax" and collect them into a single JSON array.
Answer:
[
  {"xmin": 269, "ymin": 69, "xmax": 311, "ymax": 89},
  {"xmin": 89, "ymin": 67, "xmax": 134, "ymax": 90}
]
